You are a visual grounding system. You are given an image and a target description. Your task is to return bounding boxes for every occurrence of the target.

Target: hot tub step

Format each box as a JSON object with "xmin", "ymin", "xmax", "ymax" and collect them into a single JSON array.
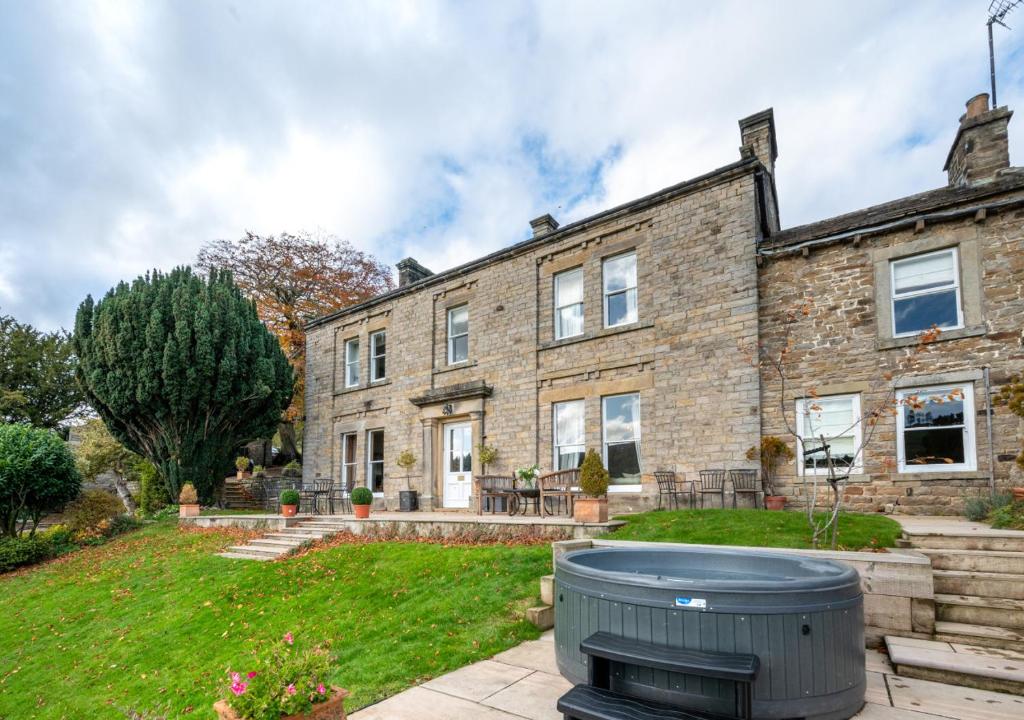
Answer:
[
  {"xmin": 557, "ymin": 684, "xmax": 720, "ymax": 720},
  {"xmin": 886, "ymin": 636, "xmax": 1024, "ymax": 695}
]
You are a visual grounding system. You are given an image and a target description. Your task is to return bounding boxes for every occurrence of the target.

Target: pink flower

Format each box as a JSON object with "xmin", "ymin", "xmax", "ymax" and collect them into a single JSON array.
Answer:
[
  {"xmin": 230, "ymin": 672, "xmax": 241, "ymax": 684},
  {"xmin": 286, "ymin": 683, "xmax": 297, "ymax": 696},
  {"xmin": 230, "ymin": 681, "xmax": 248, "ymax": 696},
  {"xmin": 317, "ymin": 683, "xmax": 326, "ymax": 694},
  {"xmin": 247, "ymin": 671, "xmax": 258, "ymax": 679},
  {"xmin": 283, "ymin": 632, "xmax": 294, "ymax": 645}
]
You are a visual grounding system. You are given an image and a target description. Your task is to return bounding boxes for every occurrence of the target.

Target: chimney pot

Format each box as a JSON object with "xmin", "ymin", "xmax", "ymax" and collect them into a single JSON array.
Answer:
[
  {"xmin": 965, "ymin": 93, "xmax": 990, "ymax": 120},
  {"xmin": 529, "ymin": 213, "xmax": 559, "ymax": 238}
]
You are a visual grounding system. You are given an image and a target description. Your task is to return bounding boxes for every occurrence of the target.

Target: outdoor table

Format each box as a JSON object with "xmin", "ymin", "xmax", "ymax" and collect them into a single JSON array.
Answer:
[{"xmin": 506, "ymin": 487, "xmax": 541, "ymax": 516}]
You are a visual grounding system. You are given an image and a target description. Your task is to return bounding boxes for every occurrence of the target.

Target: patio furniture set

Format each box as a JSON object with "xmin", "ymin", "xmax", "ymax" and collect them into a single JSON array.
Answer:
[
  {"xmin": 250, "ymin": 477, "xmax": 353, "ymax": 515},
  {"xmin": 655, "ymin": 469, "xmax": 762, "ymax": 510}
]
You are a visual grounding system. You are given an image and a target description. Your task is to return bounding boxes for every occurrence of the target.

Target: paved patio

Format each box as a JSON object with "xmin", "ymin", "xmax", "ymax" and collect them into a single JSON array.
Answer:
[{"xmin": 348, "ymin": 631, "xmax": 1024, "ymax": 720}]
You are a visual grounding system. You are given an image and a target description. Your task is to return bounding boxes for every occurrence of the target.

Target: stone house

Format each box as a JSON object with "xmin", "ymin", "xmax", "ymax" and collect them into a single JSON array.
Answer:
[{"xmin": 304, "ymin": 93, "xmax": 1024, "ymax": 515}]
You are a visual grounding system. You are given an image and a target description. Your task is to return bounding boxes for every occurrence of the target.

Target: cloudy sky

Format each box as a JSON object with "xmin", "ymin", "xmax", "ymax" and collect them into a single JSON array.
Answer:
[{"xmin": 2, "ymin": 0, "xmax": 1022, "ymax": 331}]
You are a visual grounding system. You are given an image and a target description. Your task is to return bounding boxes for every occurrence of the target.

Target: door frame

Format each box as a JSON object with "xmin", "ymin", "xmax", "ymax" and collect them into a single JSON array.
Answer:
[{"xmin": 442, "ymin": 421, "xmax": 473, "ymax": 508}]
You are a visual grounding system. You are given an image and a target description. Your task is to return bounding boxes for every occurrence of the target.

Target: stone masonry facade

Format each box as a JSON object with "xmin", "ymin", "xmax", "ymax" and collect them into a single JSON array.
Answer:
[{"xmin": 305, "ymin": 93, "xmax": 1024, "ymax": 516}]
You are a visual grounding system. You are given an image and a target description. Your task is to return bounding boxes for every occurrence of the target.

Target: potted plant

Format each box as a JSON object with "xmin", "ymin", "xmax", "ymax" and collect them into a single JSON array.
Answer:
[
  {"xmin": 477, "ymin": 444, "xmax": 498, "ymax": 474},
  {"xmin": 746, "ymin": 436, "xmax": 795, "ymax": 511},
  {"xmin": 515, "ymin": 464, "xmax": 539, "ymax": 489},
  {"xmin": 214, "ymin": 632, "xmax": 348, "ymax": 720},
  {"xmin": 279, "ymin": 489, "xmax": 300, "ymax": 517},
  {"xmin": 235, "ymin": 456, "xmax": 250, "ymax": 480},
  {"xmin": 178, "ymin": 483, "xmax": 200, "ymax": 518},
  {"xmin": 351, "ymin": 486, "xmax": 373, "ymax": 519},
  {"xmin": 575, "ymin": 449, "xmax": 609, "ymax": 523},
  {"xmin": 396, "ymin": 449, "xmax": 418, "ymax": 512}
]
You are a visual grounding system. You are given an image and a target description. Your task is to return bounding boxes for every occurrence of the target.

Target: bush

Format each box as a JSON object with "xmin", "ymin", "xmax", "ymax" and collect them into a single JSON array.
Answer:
[
  {"xmin": 988, "ymin": 500, "xmax": 1024, "ymax": 530},
  {"xmin": 235, "ymin": 456, "xmax": 250, "ymax": 472},
  {"xmin": 138, "ymin": 461, "xmax": 170, "ymax": 514},
  {"xmin": 284, "ymin": 460, "xmax": 301, "ymax": 471},
  {"xmin": 350, "ymin": 486, "xmax": 373, "ymax": 506},
  {"xmin": 252, "ymin": 465, "xmax": 265, "ymax": 476},
  {"xmin": 107, "ymin": 513, "xmax": 143, "ymax": 537},
  {"xmin": 0, "ymin": 524, "xmax": 77, "ymax": 573},
  {"xmin": 279, "ymin": 489, "xmax": 300, "ymax": 506},
  {"xmin": 63, "ymin": 489, "xmax": 124, "ymax": 536},
  {"xmin": 963, "ymin": 493, "xmax": 1012, "ymax": 521},
  {"xmin": 579, "ymin": 449, "xmax": 609, "ymax": 498},
  {"xmin": 0, "ymin": 424, "xmax": 81, "ymax": 537},
  {"xmin": 179, "ymin": 483, "xmax": 199, "ymax": 505}
]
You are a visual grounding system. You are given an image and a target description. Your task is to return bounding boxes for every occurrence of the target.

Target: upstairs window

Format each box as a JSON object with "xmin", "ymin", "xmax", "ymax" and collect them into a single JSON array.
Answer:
[
  {"xmin": 891, "ymin": 248, "xmax": 962, "ymax": 336},
  {"xmin": 370, "ymin": 330, "xmax": 386, "ymax": 381},
  {"xmin": 796, "ymin": 394, "xmax": 862, "ymax": 475},
  {"xmin": 344, "ymin": 338, "xmax": 360, "ymax": 388},
  {"xmin": 897, "ymin": 385, "xmax": 975, "ymax": 472},
  {"xmin": 553, "ymin": 400, "xmax": 585, "ymax": 470},
  {"xmin": 603, "ymin": 252, "xmax": 638, "ymax": 328},
  {"xmin": 367, "ymin": 429, "xmax": 385, "ymax": 492},
  {"xmin": 554, "ymin": 268, "xmax": 584, "ymax": 339},
  {"xmin": 602, "ymin": 393, "xmax": 641, "ymax": 486},
  {"xmin": 447, "ymin": 305, "xmax": 469, "ymax": 364}
]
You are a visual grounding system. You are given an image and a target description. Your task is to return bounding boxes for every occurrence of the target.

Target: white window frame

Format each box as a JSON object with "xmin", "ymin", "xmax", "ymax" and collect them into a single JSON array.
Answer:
[
  {"xmin": 554, "ymin": 267, "xmax": 584, "ymax": 340},
  {"xmin": 890, "ymin": 247, "xmax": 964, "ymax": 338},
  {"xmin": 602, "ymin": 392, "xmax": 642, "ymax": 492},
  {"xmin": 340, "ymin": 432, "xmax": 357, "ymax": 495},
  {"xmin": 447, "ymin": 305, "xmax": 469, "ymax": 365},
  {"xmin": 553, "ymin": 399, "xmax": 585, "ymax": 470},
  {"xmin": 344, "ymin": 337, "xmax": 360, "ymax": 388},
  {"xmin": 370, "ymin": 330, "xmax": 386, "ymax": 382},
  {"xmin": 795, "ymin": 394, "xmax": 863, "ymax": 476},
  {"xmin": 366, "ymin": 429, "xmax": 385, "ymax": 496},
  {"xmin": 603, "ymin": 251, "xmax": 638, "ymax": 329},
  {"xmin": 896, "ymin": 384, "xmax": 976, "ymax": 473}
]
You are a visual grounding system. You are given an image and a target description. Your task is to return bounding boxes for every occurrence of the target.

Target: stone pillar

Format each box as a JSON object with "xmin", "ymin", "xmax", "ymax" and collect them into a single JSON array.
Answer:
[{"xmin": 420, "ymin": 418, "xmax": 438, "ymax": 511}]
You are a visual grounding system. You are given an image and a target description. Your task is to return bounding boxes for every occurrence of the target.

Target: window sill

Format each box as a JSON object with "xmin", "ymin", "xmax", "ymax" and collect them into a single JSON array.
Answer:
[
  {"xmin": 891, "ymin": 470, "xmax": 985, "ymax": 482},
  {"xmin": 433, "ymin": 360, "xmax": 478, "ymax": 376},
  {"xmin": 875, "ymin": 324, "xmax": 986, "ymax": 351},
  {"xmin": 608, "ymin": 484, "xmax": 643, "ymax": 494},
  {"xmin": 333, "ymin": 379, "xmax": 391, "ymax": 397},
  {"xmin": 799, "ymin": 472, "xmax": 869, "ymax": 484},
  {"xmin": 539, "ymin": 320, "xmax": 654, "ymax": 351}
]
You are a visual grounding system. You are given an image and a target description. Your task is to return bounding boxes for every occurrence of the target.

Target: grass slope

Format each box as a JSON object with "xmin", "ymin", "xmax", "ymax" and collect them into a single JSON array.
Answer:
[
  {"xmin": 0, "ymin": 522, "xmax": 549, "ymax": 719},
  {"xmin": 609, "ymin": 508, "xmax": 902, "ymax": 550}
]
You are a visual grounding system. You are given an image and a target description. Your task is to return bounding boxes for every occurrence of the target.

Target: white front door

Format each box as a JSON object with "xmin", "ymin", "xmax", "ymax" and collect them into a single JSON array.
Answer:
[{"xmin": 443, "ymin": 422, "xmax": 473, "ymax": 508}]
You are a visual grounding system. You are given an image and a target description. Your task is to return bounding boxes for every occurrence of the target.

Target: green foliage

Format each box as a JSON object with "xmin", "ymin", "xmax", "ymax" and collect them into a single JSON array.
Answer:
[
  {"xmin": 223, "ymin": 633, "xmax": 333, "ymax": 720},
  {"xmin": 73, "ymin": 267, "xmax": 294, "ymax": 502},
  {"xmin": 138, "ymin": 461, "xmax": 170, "ymax": 514},
  {"xmin": 746, "ymin": 436, "xmax": 794, "ymax": 496},
  {"xmin": 252, "ymin": 465, "xmax": 265, "ymax": 476},
  {"xmin": 74, "ymin": 418, "xmax": 143, "ymax": 481},
  {"xmin": 350, "ymin": 486, "xmax": 373, "ymax": 505},
  {"xmin": 0, "ymin": 314, "xmax": 84, "ymax": 429},
  {"xmin": 578, "ymin": 449, "xmax": 609, "ymax": 498},
  {"xmin": 515, "ymin": 464, "xmax": 539, "ymax": 488},
  {"xmin": 178, "ymin": 483, "xmax": 198, "ymax": 505},
  {"xmin": 988, "ymin": 500, "xmax": 1024, "ymax": 530},
  {"xmin": 476, "ymin": 444, "xmax": 498, "ymax": 468},
  {"xmin": 963, "ymin": 493, "xmax": 1012, "ymax": 522},
  {"xmin": 0, "ymin": 423, "xmax": 81, "ymax": 537},
  {"xmin": 284, "ymin": 460, "xmax": 302, "ymax": 471},
  {"xmin": 63, "ymin": 490, "xmax": 124, "ymax": 536},
  {"xmin": 279, "ymin": 489, "xmax": 300, "ymax": 506},
  {"xmin": 235, "ymin": 456, "xmax": 250, "ymax": 472},
  {"xmin": 1000, "ymin": 374, "xmax": 1024, "ymax": 469},
  {"xmin": 0, "ymin": 532, "xmax": 73, "ymax": 573}
]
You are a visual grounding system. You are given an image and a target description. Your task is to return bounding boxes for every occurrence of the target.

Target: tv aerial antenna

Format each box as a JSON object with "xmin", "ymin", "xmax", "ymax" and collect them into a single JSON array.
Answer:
[{"xmin": 987, "ymin": 0, "xmax": 1021, "ymax": 106}]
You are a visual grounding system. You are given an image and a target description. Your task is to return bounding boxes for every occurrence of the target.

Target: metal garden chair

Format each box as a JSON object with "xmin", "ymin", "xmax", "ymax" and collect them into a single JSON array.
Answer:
[
  {"xmin": 698, "ymin": 469, "xmax": 728, "ymax": 509},
  {"xmin": 730, "ymin": 469, "xmax": 761, "ymax": 509},
  {"xmin": 654, "ymin": 471, "xmax": 693, "ymax": 510}
]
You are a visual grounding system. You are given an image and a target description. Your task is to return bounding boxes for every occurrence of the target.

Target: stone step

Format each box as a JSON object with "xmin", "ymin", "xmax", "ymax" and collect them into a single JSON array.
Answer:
[
  {"xmin": 296, "ymin": 522, "xmax": 351, "ymax": 529},
  {"xmin": 270, "ymin": 530, "xmax": 328, "ymax": 538},
  {"xmin": 217, "ymin": 551, "xmax": 275, "ymax": 561},
  {"xmin": 921, "ymin": 549, "xmax": 1024, "ymax": 574},
  {"xmin": 227, "ymin": 545, "xmax": 283, "ymax": 557},
  {"xmin": 933, "ymin": 570, "xmax": 1024, "ymax": 600},
  {"xmin": 936, "ymin": 594, "xmax": 1024, "ymax": 630},
  {"xmin": 886, "ymin": 636, "xmax": 1024, "ymax": 695},
  {"xmin": 934, "ymin": 620, "xmax": 1024, "ymax": 651},
  {"xmin": 904, "ymin": 532, "xmax": 1024, "ymax": 552},
  {"xmin": 248, "ymin": 538, "xmax": 307, "ymax": 548}
]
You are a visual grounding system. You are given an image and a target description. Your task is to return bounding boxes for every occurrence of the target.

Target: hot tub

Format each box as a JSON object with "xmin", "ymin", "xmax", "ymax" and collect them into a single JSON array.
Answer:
[{"xmin": 554, "ymin": 546, "xmax": 864, "ymax": 720}]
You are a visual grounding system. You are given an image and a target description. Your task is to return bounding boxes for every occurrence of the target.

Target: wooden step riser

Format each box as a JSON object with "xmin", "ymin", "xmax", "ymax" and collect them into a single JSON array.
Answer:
[
  {"xmin": 934, "ymin": 632, "xmax": 1024, "ymax": 652},
  {"xmin": 937, "ymin": 604, "xmax": 1024, "ymax": 630},
  {"xmin": 891, "ymin": 664, "xmax": 1024, "ymax": 696},
  {"xmin": 925, "ymin": 554, "xmax": 1024, "ymax": 574},
  {"xmin": 907, "ymin": 536, "xmax": 1024, "ymax": 552},
  {"xmin": 934, "ymin": 576, "xmax": 1024, "ymax": 601}
]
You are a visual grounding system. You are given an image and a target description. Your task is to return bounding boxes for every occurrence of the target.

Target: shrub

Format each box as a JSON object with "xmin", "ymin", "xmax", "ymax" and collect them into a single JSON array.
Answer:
[
  {"xmin": 284, "ymin": 460, "xmax": 302, "ymax": 471},
  {"xmin": 477, "ymin": 444, "xmax": 498, "ymax": 470},
  {"xmin": 252, "ymin": 465, "xmax": 265, "ymax": 476},
  {"xmin": 579, "ymin": 449, "xmax": 610, "ymax": 498},
  {"xmin": 179, "ymin": 483, "xmax": 199, "ymax": 505},
  {"xmin": 350, "ymin": 486, "xmax": 373, "ymax": 506},
  {"xmin": 746, "ymin": 436, "xmax": 794, "ymax": 496},
  {"xmin": 963, "ymin": 493, "xmax": 1012, "ymax": 522},
  {"xmin": 0, "ymin": 535, "xmax": 59, "ymax": 573},
  {"xmin": 0, "ymin": 423, "xmax": 81, "ymax": 537},
  {"xmin": 63, "ymin": 489, "xmax": 124, "ymax": 535},
  {"xmin": 107, "ymin": 513, "xmax": 143, "ymax": 537},
  {"xmin": 280, "ymin": 489, "xmax": 301, "ymax": 506},
  {"xmin": 222, "ymin": 633, "xmax": 333, "ymax": 720},
  {"xmin": 138, "ymin": 461, "xmax": 170, "ymax": 514},
  {"xmin": 235, "ymin": 456, "xmax": 250, "ymax": 472},
  {"xmin": 988, "ymin": 500, "xmax": 1024, "ymax": 530}
]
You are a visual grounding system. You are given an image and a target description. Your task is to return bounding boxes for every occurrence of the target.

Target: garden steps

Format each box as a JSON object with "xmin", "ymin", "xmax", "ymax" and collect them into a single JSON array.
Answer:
[
  {"xmin": 921, "ymin": 548, "xmax": 1024, "ymax": 574},
  {"xmin": 933, "ymin": 621, "xmax": 1024, "ymax": 650},
  {"xmin": 935, "ymin": 593, "xmax": 1024, "ymax": 630},
  {"xmin": 217, "ymin": 551, "xmax": 276, "ymax": 561},
  {"xmin": 932, "ymin": 569, "xmax": 1024, "ymax": 600},
  {"xmin": 901, "ymin": 531, "xmax": 1024, "ymax": 552},
  {"xmin": 885, "ymin": 636, "xmax": 1024, "ymax": 695},
  {"xmin": 217, "ymin": 518, "xmax": 346, "ymax": 561}
]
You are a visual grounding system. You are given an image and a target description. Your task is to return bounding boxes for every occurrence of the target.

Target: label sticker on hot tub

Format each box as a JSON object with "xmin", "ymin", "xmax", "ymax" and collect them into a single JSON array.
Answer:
[{"xmin": 674, "ymin": 597, "xmax": 707, "ymax": 609}]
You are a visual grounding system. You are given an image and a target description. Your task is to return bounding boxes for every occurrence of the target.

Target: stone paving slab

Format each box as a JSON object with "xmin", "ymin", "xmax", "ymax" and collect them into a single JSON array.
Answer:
[
  {"xmin": 421, "ymin": 659, "xmax": 532, "ymax": 702},
  {"xmin": 491, "ymin": 639, "xmax": 561, "ymax": 675},
  {"xmin": 887, "ymin": 674, "xmax": 1024, "ymax": 720},
  {"xmin": 866, "ymin": 648, "xmax": 894, "ymax": 674},
  {"xmin": 481, "ymin": 670, "xmax": 572, "ymax": 720},
  {"xmin": 348, "ymin": 685, "xmax": 522, "ymax": 720}
]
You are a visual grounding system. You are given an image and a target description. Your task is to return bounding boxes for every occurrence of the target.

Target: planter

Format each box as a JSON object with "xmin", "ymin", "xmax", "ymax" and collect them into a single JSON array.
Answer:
[
  {"xmin": 398, "ymin": 490, "xmax": 418, "ymax": 512},
  {"xmin": 214, "ymin": 686, "xmax": 349, "ymax": 720},
  {"xmin": 574, "ymin": 497, "xmax": 608, "ymax": 523},
  {"xmin": 237, "ymin": 471, "xmax": 251, "ymax": 480},
  {"xmin": 179, "ymin": 503, "xmax": 200, "ymax": 518},
  {"xmin": 281, "ymin": 504, "xmax": 298, "ymax": 517},
  {"xmin": 353, "ymin": 504, "xmax": 371, "ymax": 519},
  {"xmin": 765, "ymin": 495, "xmax": 787, "ymax": 511},
  {"xmin": 1012, "ymin": 487, "xmax": 1024, "ymax": 502}
]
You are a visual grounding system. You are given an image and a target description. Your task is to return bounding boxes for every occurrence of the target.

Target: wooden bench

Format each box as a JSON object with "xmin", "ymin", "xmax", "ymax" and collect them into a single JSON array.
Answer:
[{"xmin": 557, "ymin": 632, "xmax": 759, "ymax": 720}]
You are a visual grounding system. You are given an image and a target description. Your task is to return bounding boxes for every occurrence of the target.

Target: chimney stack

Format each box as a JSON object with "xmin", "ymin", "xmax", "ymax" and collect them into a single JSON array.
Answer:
[
  {"xmin": 529, "ymin": 213, "xmax": 559, "ymax": 238},
  {"xmin": 944, "ymin": 93, "xmax": 1013, "ymax": 187},
  {"xmin": 738, "ymin": 108, "xmax": 778, "ymax": 177},
  {"xmin": 396, "ymin": 257, "xmax": 433, "ymax": 288}
]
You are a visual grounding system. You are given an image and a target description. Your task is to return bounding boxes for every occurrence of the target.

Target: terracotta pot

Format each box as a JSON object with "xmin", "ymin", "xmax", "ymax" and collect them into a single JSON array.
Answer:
[
  {"xmin": 574, "ymin": 497, "xmax": 608, "ymax": 523},
  {"xmin": 353, "ymin": 504, "xmax": 371, "ymax": 519},
  {"xmin": 281, "ymin": 504, "xmax": 298, "ymax": 518},
  {"xmin": 179, "ymin": 503, "xmax": 200, "ymax": 518},
  {"xmin": 1012, "ymin": 487, "xmax": 1024, "ymax": 502},
  {"xmin": 765, "ymin": 495, "xmax": 786, "ymax": 511},
  {"xmin": 237, "ymin": 470, "xmax": 251, "ymax": 480},
  {"xmin": 214, "ymin": 686, "xmax": 349, "ymax": 720}
]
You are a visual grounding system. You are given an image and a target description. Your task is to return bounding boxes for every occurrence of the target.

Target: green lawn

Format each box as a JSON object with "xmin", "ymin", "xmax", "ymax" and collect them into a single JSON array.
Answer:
[
  {"xmin": 608, "ymin": 508, "xmax": 902, "ymax": 550},
  {"xmin": 0, "ymin": 522, "xmax": 549, "ymax": 719}
]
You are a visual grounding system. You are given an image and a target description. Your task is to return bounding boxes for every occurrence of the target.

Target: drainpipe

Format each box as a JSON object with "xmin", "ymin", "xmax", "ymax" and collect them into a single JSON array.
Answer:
[{"xmin": 984, "ymin": 366, "xmax": 996, "ymax": 498}]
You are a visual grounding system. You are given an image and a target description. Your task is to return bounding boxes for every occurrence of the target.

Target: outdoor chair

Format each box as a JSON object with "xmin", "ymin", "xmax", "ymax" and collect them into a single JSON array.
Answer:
[
  {"xmin": 730, "ymin": 469, "xmax": 761, "ymax": 509},
  {"xmin": 698, "ymin": 469, "xmax": 728, "ymax": 508},
  {"xmin": 538, "ymin": 468, "xmax": 580, "ymax": 517},
  {"xmin": 475, "ymin": 475, "xmax": 515, "ymax": 515},
  {"xmin": 262, "ymin": 478, "xmax": 280, "ymax": 512},
  {"xmin": 654, "ymin": 471, "xmax": 693, "ymax": 510}
]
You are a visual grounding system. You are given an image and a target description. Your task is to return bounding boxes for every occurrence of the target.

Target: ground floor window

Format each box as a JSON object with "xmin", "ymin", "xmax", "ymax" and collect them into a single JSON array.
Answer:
[
  {"xmin": 367, "ymin": 429, "xmax": 385, "ymax": 492},
  {"xmin": 897, "ymin": 384, "xmax": 975, "ymax": 472},
  {"xmin": 795, "ymin": 394, "xmax": 862, "ymax": 475},
  {"xmin": 341, "ymin": 432, "xmax": 357, "ymax": 492},
  {"xmin": 553, "ymin": 400, "xmax": 585, "ymax": 470},
  {"xmin": 602, "ymin": 393, "xmax": 641, "ymax": 486}
]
